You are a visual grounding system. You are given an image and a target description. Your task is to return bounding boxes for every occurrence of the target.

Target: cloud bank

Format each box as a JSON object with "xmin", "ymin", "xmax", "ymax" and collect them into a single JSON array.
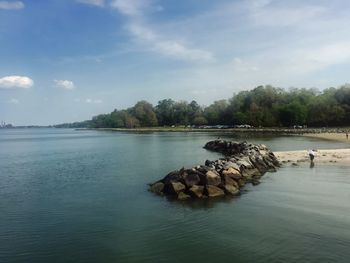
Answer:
[
  {"xmin": 0, "ymin": 76, "xmax": 33, "ymax": 89},
  {"xmin": 0, "ymin": 1, "xmax": 24, "ymax": 10}
]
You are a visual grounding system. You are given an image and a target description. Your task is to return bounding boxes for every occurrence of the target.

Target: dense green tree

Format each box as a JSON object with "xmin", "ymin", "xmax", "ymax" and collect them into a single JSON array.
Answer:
[
  {"xmin": 132, "ymin": 101, "xmax": 158, "ymax": 127},
  {"xmin": 173, "ymin": 101, "xmax": 190, "ymax": 125},
  {"xmin": 155, "ymin": 99, "xmax": 175, "ymax": 126},
  {"xmin": 204, "ymin": 100, "xmax": 230, "ymax": 125},
  {"xmin": 55, "ymin": 85, "xmax": 350, "ymax": 128}
]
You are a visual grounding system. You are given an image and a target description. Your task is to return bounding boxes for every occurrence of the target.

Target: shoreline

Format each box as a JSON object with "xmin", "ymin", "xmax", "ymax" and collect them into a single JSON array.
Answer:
[{"xmin": 78, "ymin": 127, "xmax": 350, "ymax": 135}]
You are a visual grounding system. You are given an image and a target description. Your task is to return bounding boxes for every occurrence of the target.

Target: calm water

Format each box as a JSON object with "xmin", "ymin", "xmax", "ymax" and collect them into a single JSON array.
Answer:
[{"xmin": 0, "ymin": 129, "xmax": 350, "ymax": 263}]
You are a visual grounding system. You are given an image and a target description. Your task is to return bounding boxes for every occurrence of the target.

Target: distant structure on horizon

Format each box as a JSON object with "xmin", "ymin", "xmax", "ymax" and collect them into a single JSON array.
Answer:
[{"xmin": 0, "ymin": 121, "xmax": 13, "ymax": 128}]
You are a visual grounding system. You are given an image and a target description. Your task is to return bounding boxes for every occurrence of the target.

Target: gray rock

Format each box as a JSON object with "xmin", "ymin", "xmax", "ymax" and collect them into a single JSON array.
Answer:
[
  {"xmin": 183, "ymin": 172, "xmax": 200, "ymax": 187},
  {"xmin": 162, "ymin": 170, "xmax": 182, "ymax": 184},
  {"xmin": 164, "ymin": 182, "xmax": 186, "ymax": 195}
]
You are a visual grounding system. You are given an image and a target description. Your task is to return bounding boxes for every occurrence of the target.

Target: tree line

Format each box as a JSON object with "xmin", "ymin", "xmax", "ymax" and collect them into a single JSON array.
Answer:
[{"xmin": 55, "ymin": 85, "xmax": 350, "ymax": 128}]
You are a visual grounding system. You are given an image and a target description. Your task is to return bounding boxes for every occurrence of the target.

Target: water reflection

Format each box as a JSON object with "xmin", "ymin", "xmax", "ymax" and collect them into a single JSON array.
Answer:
[
  {"xmin": 165, "ymin": 189, "xmax": 255, "ymax": 210},
  {"xmin": 310, "ymin": 161, "xmax": 315, "ymax": 168}
]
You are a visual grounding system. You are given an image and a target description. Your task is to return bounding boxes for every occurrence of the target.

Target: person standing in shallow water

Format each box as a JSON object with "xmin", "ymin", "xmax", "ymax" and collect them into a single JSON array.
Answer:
[
  {"xmin": 346, "ymin": 132, "xmax": 349, "ymax": 140},
  {"xmin": 308, "ymin": 149, "xmax": 316, "ymax": 162},
  {"xmin": 308, "ymin": 149, "xmax": 316, "ymax": 168}
]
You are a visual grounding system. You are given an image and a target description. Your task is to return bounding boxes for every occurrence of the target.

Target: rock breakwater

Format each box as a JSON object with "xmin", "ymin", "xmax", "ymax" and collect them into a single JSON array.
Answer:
[{"xmin": 149, "ymin": 140, "xmax": 280, "ymax": 200}]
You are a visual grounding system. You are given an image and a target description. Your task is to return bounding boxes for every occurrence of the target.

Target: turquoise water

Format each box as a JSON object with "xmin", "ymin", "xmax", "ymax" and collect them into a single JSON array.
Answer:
[{"xmin": 0, "ymin": 129, "xmax": 350, "ymax": 263}]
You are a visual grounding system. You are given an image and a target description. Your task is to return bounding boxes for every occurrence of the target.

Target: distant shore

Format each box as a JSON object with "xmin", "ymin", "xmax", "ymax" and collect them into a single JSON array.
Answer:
[{"xmin": 78, "ymin": 127, "xmax": 350, "ymax": 135}]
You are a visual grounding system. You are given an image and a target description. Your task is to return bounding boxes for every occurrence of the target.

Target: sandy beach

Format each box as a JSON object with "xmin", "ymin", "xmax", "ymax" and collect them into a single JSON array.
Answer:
[
  {"xmin": 304, "ymin": 132, "xmax": 350, "ymax": 142},
  {"xmin": 275, "ymin": 132, "xmax": 350, "ymax": 166},
  {"xmin": 275, "ymin": 148, "xmax": 350, "ymax": 166}
]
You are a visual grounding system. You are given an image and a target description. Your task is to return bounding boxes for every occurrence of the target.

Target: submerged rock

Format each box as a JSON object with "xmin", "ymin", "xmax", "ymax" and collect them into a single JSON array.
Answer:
[
  {"xmin": 224, "ymin": 184, "xmax": 240, "ymax": 196},
  {"xmin": 149, "ymin": 140, "xmax": 280, "ymax": 200},
  {"xmin": 177, "ymin": 192, "xmax": 191, "ymax": 201},
  {"xmin": 149, "ymin": 182, "xmax": 164, "ymax": 195}
]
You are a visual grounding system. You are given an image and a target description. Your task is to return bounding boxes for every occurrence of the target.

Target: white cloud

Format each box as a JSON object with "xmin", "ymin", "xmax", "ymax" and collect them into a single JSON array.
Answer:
[
  {"xmin": 155, "ymin": 40, "xmax": 213, "ymax": 61},
  {"xmin": 111, "ymin": 0, "xmax": 213, "ymax": 62},
  {"xmin": 0, "ymin": 76, "xmax": 33, "ymax": 89},
  {"xmin": 0, "ymin": 1, "xmax": 24, "ymax": 10},
  {"xmin": 128, "ymin": 24, "xmax": 213, "ymax": 61},
  {"xmin": 76, "ymin": 0, "xmax": 104, "ymax": 7},
  {"xmin": 8, "ymin": 98, "xmax": 19, "ymax": 104},
  {"xmin": 110, "ymin": 0, "xmax": 150, "ymax": 16},
  {"xmin": 85, "ymin": 98, "xmax": 102, "ymax": 104},
  {"xmin": 54, "ymin": 79, "xmax": 76, "ymax": 90}
]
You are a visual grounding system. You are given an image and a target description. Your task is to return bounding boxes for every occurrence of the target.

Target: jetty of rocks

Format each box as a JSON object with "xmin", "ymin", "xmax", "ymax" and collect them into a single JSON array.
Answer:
[{"xmin": 149, "ymin": 140, "xmax": 280, "ymax": 200}]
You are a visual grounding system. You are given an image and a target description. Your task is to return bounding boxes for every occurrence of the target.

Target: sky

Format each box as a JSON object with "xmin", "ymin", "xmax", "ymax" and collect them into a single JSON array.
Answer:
[{"xmin": 1, "ymin": 0, "xmax": 350, "ymax": 125}]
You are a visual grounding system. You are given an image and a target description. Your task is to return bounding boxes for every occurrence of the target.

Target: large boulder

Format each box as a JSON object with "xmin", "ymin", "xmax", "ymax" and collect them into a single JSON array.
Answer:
[
  {"xmin": 241, "ymin": 167, "xmax": 261, "ymax": 180},
  {"xmin": 224, "ymin": 184, "xmax": 240, "ymax": 196},
  {"xmin": 223, "ymin": 175, "xmax": 239, "ymax": 188},
  {"xmin": 223, "ymin": 161, "xmax": 240, "ymax": 171},
  {"xmin": 189, "ymin": 185, "xmax": 205, "ymax": 198},
  {"xmin": 206, "ymin": 170, "xmax": 221, "ymax": 186},
  {"xmin": 162, "ymin": 170, "xmax": 182, "ymax": 185},
  {"xmin": 164, "ymin": 182, "xmax": 186, "ymax": 195},
  {"xmin": 183, "ymin": 172, "xmax": 201, "ymax": 187},
  {"xmin": 222, "ymin": 167, "xmax": 242, "ymax": 180},
  {"xmin": 206, "ymin": 185, "xmax": 225, "ymax": 197}
]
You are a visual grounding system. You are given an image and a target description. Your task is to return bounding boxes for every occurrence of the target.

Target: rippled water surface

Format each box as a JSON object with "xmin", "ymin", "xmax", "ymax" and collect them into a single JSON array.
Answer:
[{"xmin": 1, "ymin": 129, "xmax": 350, "ymax": 263}]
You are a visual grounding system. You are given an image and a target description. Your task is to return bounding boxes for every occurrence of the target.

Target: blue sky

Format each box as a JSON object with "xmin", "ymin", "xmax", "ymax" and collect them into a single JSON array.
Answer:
[{"xmin": 1, "ymin": 0, "xmax": 350, "ymax": 125}]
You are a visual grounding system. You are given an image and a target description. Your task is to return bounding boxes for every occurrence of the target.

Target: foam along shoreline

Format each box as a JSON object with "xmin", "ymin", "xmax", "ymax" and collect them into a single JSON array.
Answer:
[{"xmin": 275, "ymin": 149, "xmax": 350, "ymax": 166}]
